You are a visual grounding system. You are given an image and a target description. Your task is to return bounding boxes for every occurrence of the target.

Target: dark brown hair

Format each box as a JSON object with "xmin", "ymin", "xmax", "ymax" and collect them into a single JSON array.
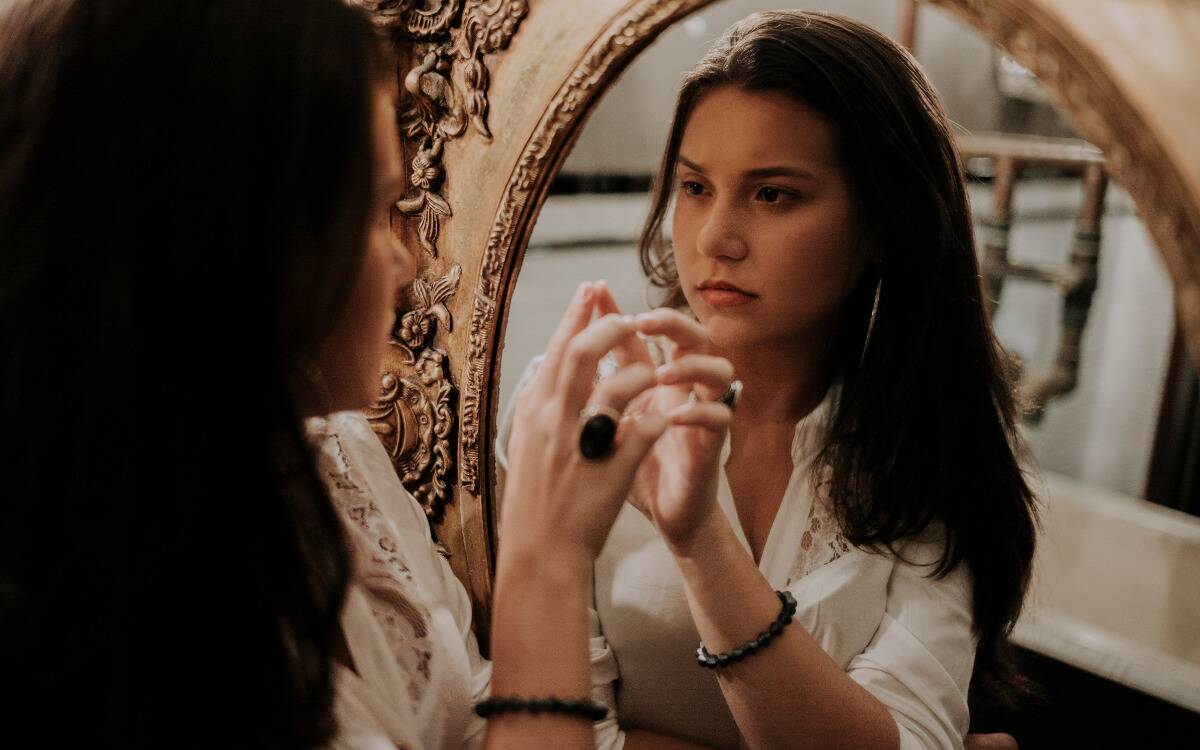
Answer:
[
  {"xmin": 640, "ymin": 11, "xmax": 1038, "ymax": 704},
  {"xmin": 0, "ymin": 0, "xmax": 389, "ymax": 745}
]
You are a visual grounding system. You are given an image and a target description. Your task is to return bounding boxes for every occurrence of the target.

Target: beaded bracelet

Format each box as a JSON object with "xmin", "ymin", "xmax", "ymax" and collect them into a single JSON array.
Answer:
[
  {"xmin": 696, "ymin": 589, "xmax": 798, "ymax": 669},
  {"xmin": 474, "ymin": 695, "xmax": 609, "ymax": 723}
]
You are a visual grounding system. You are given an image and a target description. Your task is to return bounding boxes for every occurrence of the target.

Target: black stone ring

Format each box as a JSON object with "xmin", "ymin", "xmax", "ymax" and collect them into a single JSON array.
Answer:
[
  {"xmin": 720, "ymin": 379, "xmax": 743, "ymax": 411},
  {"xmin": 578, "ymin": 405, "xmax": 620, "ymax": 460}
]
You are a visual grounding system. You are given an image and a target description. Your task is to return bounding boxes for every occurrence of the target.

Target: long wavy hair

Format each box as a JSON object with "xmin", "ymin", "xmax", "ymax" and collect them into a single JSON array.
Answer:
[
  {"xmin": 640, "ymin": 11, "xmax": 1038, "ymax": 704},
  {"xmin": 0, "ymin": 0, "xmax": 389, "ymax": 745}
]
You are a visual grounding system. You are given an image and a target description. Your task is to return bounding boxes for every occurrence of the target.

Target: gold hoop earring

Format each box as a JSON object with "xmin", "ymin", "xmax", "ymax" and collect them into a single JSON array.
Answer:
[{"xmin": 859, "ymin": 277, "xmax": 881, "ymax": 367}]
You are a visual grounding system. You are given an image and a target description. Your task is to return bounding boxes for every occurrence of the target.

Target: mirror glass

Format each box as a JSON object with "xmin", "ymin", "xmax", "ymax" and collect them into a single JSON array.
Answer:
[
  {"xmin": 502, "ymin": 0, "xmax": 1177, "ymax": 497},
  {"xmin": 496, "ymin": 0, "xmax": 1196, "ymax": 729}
]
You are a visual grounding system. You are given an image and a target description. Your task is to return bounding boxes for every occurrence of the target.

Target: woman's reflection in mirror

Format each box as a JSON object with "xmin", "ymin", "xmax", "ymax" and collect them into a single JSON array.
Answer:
[{"xmin": 500, "ymin": 11, "xmax": 1037, "ymax": 750}]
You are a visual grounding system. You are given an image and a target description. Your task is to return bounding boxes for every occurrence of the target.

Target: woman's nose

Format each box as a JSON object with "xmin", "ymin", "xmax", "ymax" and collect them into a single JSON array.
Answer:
[{"xmin": 696, "ymin": 200, "xmax": 749, "ymax": 261}]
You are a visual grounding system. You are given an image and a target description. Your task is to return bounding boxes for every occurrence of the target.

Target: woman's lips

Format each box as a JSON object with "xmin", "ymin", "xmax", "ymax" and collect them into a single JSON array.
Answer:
[{"xmin": 698, "ymin": 282, "xmax": 756, "ymax": 308}]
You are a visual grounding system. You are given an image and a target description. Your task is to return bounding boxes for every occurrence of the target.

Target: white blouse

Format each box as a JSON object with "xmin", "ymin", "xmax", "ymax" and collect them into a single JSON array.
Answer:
[
  {"xmin": 498, "ymin": 358, "xmax": 977, "ymax": 750},
  {"xmin": 307, "ymin": 412, "xmax": 491, "ymax": 750}
]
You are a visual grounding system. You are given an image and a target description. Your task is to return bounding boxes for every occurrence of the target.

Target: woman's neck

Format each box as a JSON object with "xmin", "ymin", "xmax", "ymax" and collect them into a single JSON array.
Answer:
[{"xmin": 717, "ymin": 334, "xmax": 833, "ymax": 428}]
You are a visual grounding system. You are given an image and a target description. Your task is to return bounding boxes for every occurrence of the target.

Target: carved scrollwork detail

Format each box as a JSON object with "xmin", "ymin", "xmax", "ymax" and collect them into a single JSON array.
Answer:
[
  {"xmin": 353, "ymin": 0, "xmax": 462, "ymax": 38},
  {"xmin": 366, "ymin": 348, "xmax": 456, "ymax": 519},
  {"xmin": 394, "ymin": 264, "xmax": 462, "ymax": 361},
  {"xmin": 346, "ymin": 0, "xmax": 529, "ymax": 535},
  {"xmin": 361, "ymin": 264, "xmax": 462, "ymax": 519},
  {"xmin": 355, "ymin": 0, "xmax": 529, "ymax": 257},
  {"xmin": 449, "ymin": 0, "xmax": 529, "ymax": 139}
]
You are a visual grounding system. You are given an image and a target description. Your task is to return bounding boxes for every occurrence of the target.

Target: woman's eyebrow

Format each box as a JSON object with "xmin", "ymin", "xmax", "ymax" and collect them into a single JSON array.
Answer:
[
  {"xmin": 743, "ymin": 165, "xmax": 819, "ymax": 181},
  {"xmin": 676, "ymin": 155, "xmax": 818, "ymax": 182}
]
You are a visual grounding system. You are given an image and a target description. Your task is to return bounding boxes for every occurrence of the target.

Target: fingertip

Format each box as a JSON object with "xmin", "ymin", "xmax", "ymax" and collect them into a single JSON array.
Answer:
[
  {"xmin": 597, "ymin": 311, "xmax": 630, "ymax": 330},
  {"xmin": 632, "ymin": 310, "xmax": 657, "ymax": 328},
  {"xmin": 665, "ymin": 401, "xmax": 732, "ymax": 428},
  {"xmin": 593, "ymin": 281, "xmax": 622, "ymax": 312}
]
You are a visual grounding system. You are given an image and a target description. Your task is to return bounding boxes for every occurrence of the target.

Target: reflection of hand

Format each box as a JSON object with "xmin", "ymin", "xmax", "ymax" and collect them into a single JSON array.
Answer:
[
  {"xmin": 593, "ymin": 285, "xmax": 734, "ymax": 553},
  {"xmin": 500, "ymin": 282, "xmax": 669, "ymax": 569}
]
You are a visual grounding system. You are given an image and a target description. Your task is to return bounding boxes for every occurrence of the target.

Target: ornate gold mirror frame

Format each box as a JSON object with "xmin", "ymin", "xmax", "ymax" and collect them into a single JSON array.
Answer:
[{"xmin": 349, "ymin": 0, "xmax": 1200, "ymax": 634}]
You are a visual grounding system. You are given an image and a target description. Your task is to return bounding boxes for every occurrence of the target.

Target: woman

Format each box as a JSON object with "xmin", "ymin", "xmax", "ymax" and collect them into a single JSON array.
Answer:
[
  {"xmin": 500, "ymin": 11, "xmax": 1036, "ymax": 750},
  {"xmin": 0, "ymin": 1, "xmax": 683, "ymax": 747}
]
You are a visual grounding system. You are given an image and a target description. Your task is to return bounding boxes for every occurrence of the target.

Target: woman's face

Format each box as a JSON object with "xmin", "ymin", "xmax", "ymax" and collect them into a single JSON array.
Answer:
[
  {"xmin": 314, "ymin": 86, "xmax": 416, "ymax": 413},
  {"xmin": 671, "ymin": 85, "xmax": 872, "ymax": 356}
]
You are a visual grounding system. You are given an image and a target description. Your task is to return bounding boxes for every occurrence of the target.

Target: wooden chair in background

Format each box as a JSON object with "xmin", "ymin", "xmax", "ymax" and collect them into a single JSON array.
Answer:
[{"xmin": 898, "ymin": 0, "xmax": 1110, "ymax": 423}]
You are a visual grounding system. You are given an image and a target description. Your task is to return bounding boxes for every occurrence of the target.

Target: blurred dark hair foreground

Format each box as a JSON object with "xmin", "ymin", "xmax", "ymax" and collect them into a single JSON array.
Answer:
[{"xmin": 1, "ymin": 0, "xmax": 388, "ymax": 745}]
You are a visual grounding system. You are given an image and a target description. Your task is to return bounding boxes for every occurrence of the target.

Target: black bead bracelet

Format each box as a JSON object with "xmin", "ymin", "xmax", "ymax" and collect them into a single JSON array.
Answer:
[
  {"xmin": 696, "ymin": 589, "xmax": 798, "ymax": 669},
  {"xmin": 474, "ymin": 695, "xmax": 608, "ymax": 723}
]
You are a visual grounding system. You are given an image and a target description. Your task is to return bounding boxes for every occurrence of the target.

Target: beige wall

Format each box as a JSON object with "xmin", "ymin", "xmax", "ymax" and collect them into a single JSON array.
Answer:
[{"xmin": 563, "ymin": 0, "xmax": 1005, "ymax": 175}]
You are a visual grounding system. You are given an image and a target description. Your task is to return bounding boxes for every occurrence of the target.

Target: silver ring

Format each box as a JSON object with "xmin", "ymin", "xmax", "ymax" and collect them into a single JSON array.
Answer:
[
  {"xmin": 720, "ymin": 379, "xmax": 743, "ymax": 410},
  {"xmin": 578, "ymin": 405, "xmax": 620, "ymax": 460}
]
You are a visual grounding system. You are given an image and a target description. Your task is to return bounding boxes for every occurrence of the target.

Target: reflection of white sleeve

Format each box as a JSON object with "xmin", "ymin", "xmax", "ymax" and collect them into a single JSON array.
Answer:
[
  {"xmin": 492, "ymin": 355, "xmax": 541, "ymax": 505},
  {"xmin": 588, "ymin": 599, "xmax": 626, "ymax": 750},
  {"xmin": 845, "ymin": 541, "xmax": 975, "ymax": 750},
  {"xmin": 495, "ymin": 356, "xmax": 626, "ymax": 750}
]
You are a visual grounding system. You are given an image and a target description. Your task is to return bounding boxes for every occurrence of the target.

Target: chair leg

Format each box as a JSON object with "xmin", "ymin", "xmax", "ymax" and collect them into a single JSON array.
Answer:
[
  {"xmin": 897, "ymin": 0, "xmax": 921, "ymax": 51},
  {"xmin": 981, "ymin": 156, "xmax": 1018, "ymax": 319}
]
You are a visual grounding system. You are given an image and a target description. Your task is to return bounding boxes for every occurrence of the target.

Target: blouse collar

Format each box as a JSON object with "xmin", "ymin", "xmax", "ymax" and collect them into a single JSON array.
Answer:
[{"xmin": 790, "ymin": 381, "xmax": 839, "ymax": 464}]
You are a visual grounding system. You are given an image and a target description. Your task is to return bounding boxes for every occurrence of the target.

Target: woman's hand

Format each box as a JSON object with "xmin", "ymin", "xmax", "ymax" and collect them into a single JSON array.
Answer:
[
  {"xmin": 490, "ymin": 285, "xmax": 673, "ymax": 750},
  {"xmin": 593, "ymin": 285, "xmax": 735, "ymax": 554},
  {"xmin": 499, "ymin": 282, "xmax": 670, "ymax": 569}
]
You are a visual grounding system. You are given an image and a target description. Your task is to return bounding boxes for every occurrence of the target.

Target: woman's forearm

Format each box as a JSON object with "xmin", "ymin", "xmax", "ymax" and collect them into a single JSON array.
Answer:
[
  {"xmin": 486, "ymin": 544, "xmax": 595, "ymax": 750},
  {"xmin": 669, "ymin": 514, "xmax": 899, "ymax": 750}
]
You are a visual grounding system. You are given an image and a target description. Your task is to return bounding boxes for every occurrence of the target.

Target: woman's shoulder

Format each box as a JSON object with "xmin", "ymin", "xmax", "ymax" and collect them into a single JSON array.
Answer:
[
  {"xmin": 890, "ymin": 521, "xmax": 957, "ymax": 569},
  {"xmin": 887, "ymin": 522, "xmax": 974, "ymax": 611}
]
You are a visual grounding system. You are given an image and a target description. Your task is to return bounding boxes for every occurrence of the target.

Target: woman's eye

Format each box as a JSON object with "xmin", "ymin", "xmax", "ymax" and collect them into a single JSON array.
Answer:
[
  {"xmin": 679, "ymin": 180, "xmax": 705, "ymax": 197},
  {"xmin": 757, "ymin": 186, "xmax": 786, "ymax": 203}
]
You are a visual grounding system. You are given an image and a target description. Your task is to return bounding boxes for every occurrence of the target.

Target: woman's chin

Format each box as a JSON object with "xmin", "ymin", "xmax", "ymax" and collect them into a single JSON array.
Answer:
[{"xmin": 701, "ymin": 316, "xmax": 759, "ymax": 353}]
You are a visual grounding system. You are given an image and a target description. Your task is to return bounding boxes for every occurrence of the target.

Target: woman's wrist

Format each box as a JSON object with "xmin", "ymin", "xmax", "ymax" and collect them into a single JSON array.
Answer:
[
  {"xmin": 495, "ymin": 537, "xmax": 594, "ymax": 596},
  {"xmin": 663, "ymin": 505, "xmax": 734, "ymax": 561}
]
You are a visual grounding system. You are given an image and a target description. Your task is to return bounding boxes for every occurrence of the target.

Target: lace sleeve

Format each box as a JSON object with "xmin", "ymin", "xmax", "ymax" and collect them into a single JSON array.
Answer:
[{"xmin": 308, "ymin": 413, "xmax": 438, "ymax": 717}]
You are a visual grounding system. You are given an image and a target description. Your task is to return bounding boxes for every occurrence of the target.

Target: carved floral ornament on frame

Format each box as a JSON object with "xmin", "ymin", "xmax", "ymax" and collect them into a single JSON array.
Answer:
[
  {"xmin": 357, "ymin": 0, "xmax": 529, "ymax": 258},
  {"xmin": 347, "ymin": 0, "xmax": 529, "ymax": 525}
]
